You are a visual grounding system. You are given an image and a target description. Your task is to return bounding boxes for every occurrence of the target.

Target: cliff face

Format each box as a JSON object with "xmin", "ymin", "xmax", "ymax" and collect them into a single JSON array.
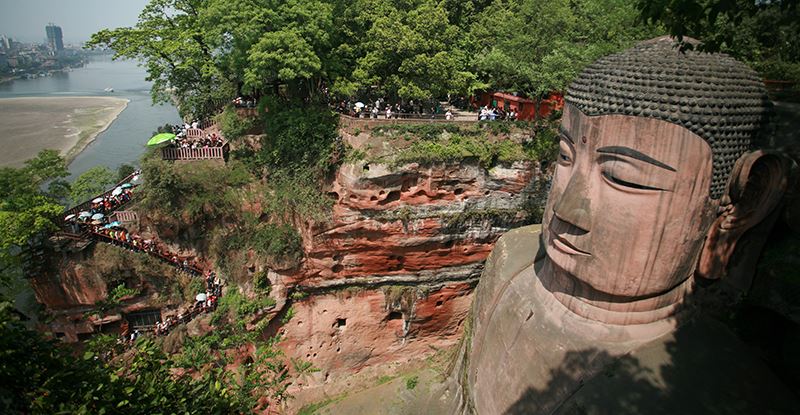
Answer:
[
  {"xmin": 31, "ymin": 122, "xmax": 548, "ymax": 398},
  {"xmin": 271, "ymin": 127, "xmax": 547, "ymax": 395}
]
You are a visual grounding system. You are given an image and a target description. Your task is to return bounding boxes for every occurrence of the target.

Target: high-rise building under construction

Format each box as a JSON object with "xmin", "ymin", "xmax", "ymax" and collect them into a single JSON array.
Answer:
[{"xmin": 46, "ymin": 23, "xmax": 63, "ymax": 52}]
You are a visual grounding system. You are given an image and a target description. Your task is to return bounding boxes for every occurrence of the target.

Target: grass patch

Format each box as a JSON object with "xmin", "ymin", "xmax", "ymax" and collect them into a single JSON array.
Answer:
[
  {"xmin": 405, "ymin": 375, "xmax": 419, "ymax": 390},
  {"xmin": 376, "ymin": 374, "xmax": 397, "ymax": 385},
  {"xmin": 386, "ymin": 123, "xmax": 557, "ymax": 168},
  {"xmin": 297, "ymin": 393, "xmax": 348, "ymax": 415}
]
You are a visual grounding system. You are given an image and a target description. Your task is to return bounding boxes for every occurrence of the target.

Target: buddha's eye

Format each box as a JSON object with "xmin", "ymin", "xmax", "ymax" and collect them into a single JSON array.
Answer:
[
  {"xmin": 602, "ymin": 172, "xmax": 661, "ymax": 191},
  {"xmin": 557, "ymin": 138, "xmax": 574, "ymax": 166}
]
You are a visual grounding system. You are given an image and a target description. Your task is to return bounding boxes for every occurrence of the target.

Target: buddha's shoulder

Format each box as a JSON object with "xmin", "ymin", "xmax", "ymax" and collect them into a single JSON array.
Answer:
[{"xmin": 473, "ymin": 225, "xmax": 542, "ymax": 314}]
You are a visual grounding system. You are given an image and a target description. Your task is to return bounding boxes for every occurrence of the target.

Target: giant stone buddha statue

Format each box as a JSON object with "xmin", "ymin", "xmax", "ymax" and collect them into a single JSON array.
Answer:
[{"xmin": 448, "ymin": 37, "xmax": 798, "ymax": 414}]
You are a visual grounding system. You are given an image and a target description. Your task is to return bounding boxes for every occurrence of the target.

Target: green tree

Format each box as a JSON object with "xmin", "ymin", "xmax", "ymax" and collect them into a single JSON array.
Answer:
[
  {"xmin": 346, "ymin": 0, "xmax": 477, "ymax": 100},
  {"xmin": 69, "ymin": 165, "xmax": 115, "ymax": 206},
  {"xmin": 0, "ymin": 150, "xmax": 68, "ymax": 285},
  {"xmin": 0, "ymin": 299, "xmax": 243, "ymax": 414},
  {"xmin": 116, "ymin": 163, "xmax": 136, "ymax": 182},
  {"xmin": 469, "ymin": 0, "xmax": 661, "ymax": 101},
  {"xmin": 87, "ymin": 0, "xmax": 235, "ymax": 118},
  {"xmin": 637, "ymin": 0, "xmax": 800, "ymax": 83}
]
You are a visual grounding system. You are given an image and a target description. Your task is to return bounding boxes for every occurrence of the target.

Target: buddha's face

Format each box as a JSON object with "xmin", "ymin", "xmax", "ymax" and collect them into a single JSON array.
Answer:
[{"xmin": 541, "ymin": 105, "xmax": 719, "ymax": 298}]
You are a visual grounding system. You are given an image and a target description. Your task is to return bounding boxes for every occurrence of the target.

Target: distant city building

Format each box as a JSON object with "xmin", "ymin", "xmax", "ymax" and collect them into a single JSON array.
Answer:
[
  {"xmin": 0, "ymin": 35, "xmax": 10, "ymax": 52},
  {"xmin": 45, "ymin": 24, "xmax": 64, "ymax": 52}
]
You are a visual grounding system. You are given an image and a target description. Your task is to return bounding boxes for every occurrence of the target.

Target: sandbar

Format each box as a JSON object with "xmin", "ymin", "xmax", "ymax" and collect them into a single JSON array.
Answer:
[{"xmin": 0, "ymin": 96, "xmax": 129, "ymax": 167}]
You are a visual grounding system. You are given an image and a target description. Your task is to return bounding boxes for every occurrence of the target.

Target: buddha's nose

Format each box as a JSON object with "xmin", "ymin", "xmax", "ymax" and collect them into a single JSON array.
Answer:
[{"xmin": 552, "ymin": 173, "xmax": 592, "ymax": 232}]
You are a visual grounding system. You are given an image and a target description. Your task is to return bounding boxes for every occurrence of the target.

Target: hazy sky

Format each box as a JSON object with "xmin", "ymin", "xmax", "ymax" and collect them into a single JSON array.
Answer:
[{"xmin": 0, "ymin": 0, "xmax": 150, "ymax": 44}]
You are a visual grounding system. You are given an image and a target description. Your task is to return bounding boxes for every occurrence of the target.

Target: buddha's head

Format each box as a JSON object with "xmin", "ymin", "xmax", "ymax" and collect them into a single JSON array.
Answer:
[{"xmin": 540, "ymin": 37, "xmax": 790, "ymax": 323}]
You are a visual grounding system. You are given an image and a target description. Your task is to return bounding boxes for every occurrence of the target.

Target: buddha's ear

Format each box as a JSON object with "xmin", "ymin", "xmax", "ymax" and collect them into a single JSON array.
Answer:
[{"xmin": 697, "ymin": 150, "xmax": 795, "ymax": 280}]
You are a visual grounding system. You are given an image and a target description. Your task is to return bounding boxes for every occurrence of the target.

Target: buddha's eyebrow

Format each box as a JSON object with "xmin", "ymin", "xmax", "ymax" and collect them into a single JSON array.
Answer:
[
  {"xmin": 596, "ymin": 146, "xmax": 676, "ymax": 172},
  {"xmin": 558, "ymin": 126, "xmax": 575, "ymax": 144}
]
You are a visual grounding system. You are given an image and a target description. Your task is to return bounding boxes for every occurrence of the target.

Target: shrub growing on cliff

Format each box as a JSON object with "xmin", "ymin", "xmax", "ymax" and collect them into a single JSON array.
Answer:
[
  {"xmin": 69, "ymin": 166, "xmax": 116, "ymax": 206},
  {"xmin": 139, "ymin": 152, "xmax": 252, "ymax": 227},
  {"xmin": 217, "ymin": 105, "xmax": 257, "ymax": 141}
]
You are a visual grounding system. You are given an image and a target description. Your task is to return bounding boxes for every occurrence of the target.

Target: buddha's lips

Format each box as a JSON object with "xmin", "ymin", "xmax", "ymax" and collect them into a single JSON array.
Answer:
[
  {"xmin": 548, "ymin": 218, "xmax": 591, "ymax": 256},
  {"xmin": 552, "ymin": 234, "xmax": 591, "ymax": 256},
  {"xmin": 548, "ymin": 215, "xmax": 592, "ymax": 256}
]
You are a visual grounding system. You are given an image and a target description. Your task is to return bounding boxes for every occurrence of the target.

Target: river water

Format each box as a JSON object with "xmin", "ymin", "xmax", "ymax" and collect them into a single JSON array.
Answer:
[{"xmin": 0, "ymin": 55, "xmax": 180, "ymax": 179}]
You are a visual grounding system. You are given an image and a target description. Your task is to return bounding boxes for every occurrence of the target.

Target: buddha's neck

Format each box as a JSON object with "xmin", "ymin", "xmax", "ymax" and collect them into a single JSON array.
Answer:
[{"xmin": 537, "ymin": 257, "xmax": 694, "ymax": 326}]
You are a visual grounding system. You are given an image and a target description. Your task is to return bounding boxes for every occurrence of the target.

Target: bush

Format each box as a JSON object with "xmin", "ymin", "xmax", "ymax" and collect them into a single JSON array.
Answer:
[
  {"xmin": 405, "ymin": 375, "xmax": 419, "ymax": 390},
  {"xmin": 116, "ymin": 163, "xmax": 136, "ymax": 182},
  {"xmin": 69, "ymin": 165, "xmax": 115, "ymax": 205},
  {"xmin": 139, "ymin": 152, "xmax": 253, "ymax": 225},
  {"xmin": 393, "ymin": 133, "xmax": 528, "ymax": 167},
  {"xmin": 262, "ymin": 170, "xmax": 333, "ymax": 222},
  {"xmin": 217, "ymin": 105, "xmax": 257, "ymax": 141}
]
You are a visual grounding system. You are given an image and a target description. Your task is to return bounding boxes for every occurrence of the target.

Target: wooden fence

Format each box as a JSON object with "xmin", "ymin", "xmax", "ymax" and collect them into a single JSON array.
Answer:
[
  {"xmin": 111, "ymin": 210, "xmax": 138, "ymax": 224},
  {"xmin": 185, "ymin": 128, "xmax": 204, "ymax": 139},
  {"xmin": 161, "ymin": 143, "xmax": 228, "ymax": 161}
]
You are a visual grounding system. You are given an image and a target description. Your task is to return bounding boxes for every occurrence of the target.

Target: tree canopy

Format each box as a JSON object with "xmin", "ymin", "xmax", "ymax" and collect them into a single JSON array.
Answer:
[
  {"xmin": 0, "ymin": 150, "xmax": 68, "ymax": 285},
  {"xmin": 69, "ymin": 166, "xmax": 116, "ymax": 206},
  {"xmin": 86, "ymin": 0, "xmax": 666, "ymax": 116},
  {"xmin": 637, "ymin": 0, "xmax": 800, "ymax": 83}
]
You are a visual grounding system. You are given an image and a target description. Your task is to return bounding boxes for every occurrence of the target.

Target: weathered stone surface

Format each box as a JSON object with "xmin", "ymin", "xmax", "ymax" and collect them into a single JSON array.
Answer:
[
  {"xmin": 31, "ymin": 261, "xmax": 108, "ymax": 308},
  {"xmin": 279, "ymin": 281, "xmax": 473, "ymax": 391},
  {"xmin": 296, "ymin": 159, "xmax": 540, "ymax": 286}
]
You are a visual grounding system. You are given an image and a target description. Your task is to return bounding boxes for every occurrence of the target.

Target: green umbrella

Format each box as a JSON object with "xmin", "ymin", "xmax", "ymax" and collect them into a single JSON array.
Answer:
[{"xmin": 147, "ymin": 133, "xmax": 176, "ymax": 146}]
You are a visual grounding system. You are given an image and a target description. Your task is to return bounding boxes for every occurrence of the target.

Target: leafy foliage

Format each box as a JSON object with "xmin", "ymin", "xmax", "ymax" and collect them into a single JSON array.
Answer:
[
  {"xmin": 0, "ymin": 300, "xmax": 242, "ymax": 414},
  {"xmin": 86, "ymin": 0, "xmax": 662, "ymax": 115},
  {"xmin": 469, "ymin": 0, "xmax": 662, "ymax": 99},
  {"xmin": 0, "ymin": 150, "xmax": 69, "ymax": 285},
  {"xmin": 69, "ymin": 165, "xmax": 116, "ymax": 206},
  {"xmin": 139, "ymin": 152, "xmax": 252, "ymax": 227},
  {"xmin": 386, "ymin": 123, "xmax": 558, "ymax": 167},
  {"xmin": 637, "ymin": 0, "xmax": 800, "ymax": 83}
]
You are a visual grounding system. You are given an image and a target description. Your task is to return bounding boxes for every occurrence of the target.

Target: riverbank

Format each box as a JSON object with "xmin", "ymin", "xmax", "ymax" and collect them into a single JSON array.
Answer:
[{"xmin": 0, "ymin": 96, "xmax": 129, "ymax": 167}]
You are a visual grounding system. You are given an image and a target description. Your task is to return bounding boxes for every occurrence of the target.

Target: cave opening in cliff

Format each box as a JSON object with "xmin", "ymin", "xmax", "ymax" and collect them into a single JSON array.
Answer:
[
  {"xmin": 387, "ymin": 311, "xmax": 403, "ymax": 320},
  {"xmin": 126, "ymin": 309, "xmax": 162, "ymax": 330},
  {"xmin": 334, "ymin": 318, "xmax": 346, "ymax": 328}
]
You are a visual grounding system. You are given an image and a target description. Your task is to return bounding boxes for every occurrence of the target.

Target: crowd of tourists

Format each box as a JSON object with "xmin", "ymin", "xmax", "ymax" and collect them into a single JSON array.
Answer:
[
  {"xmin": 167, "ymin": 122, "xmax": 225, "ymax": 149},
  {"xmin": 233, "ymin": 96, "xmax": 257, "ymax": 108},
  {"xmin": 147, "ymin": 272, "xmax": 223, "ymax": 337},
  {"xmin": 333, "ymin": 98, "xmax": 451, "ymax": 119},
  {"xmin": 478, "ymin": 105, "xmax": 518, "ymax": 121},
  {"xmin": 88, "ymin": 188, "xmax": 133, "ymax": 215},
  {"xmin": 169, "ymin": 132, "xmax": 225, "ymax": 149}
]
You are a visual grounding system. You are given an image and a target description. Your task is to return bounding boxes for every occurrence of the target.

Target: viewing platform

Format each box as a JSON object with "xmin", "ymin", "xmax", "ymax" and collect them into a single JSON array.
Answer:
[
  {"xmin": 161, "ymin": 144, "xmax": 229, "ymax": 161},
  {"xmin": 161, "ymin": 127, "xmax": 229, "ymax": 161}
]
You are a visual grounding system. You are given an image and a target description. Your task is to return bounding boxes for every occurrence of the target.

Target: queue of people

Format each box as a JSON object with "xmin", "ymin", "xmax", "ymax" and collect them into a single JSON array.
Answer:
[
  {"xmin": 87, "ymin": 188, "xmax": 133, "ymax": 215},
  {"xmin": 151, "ymin": 272, "xmax": 222, "ymax": 336}
]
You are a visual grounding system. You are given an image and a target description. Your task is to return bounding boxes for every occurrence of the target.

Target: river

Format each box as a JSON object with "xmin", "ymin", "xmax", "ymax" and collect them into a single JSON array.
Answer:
[{"xmin": 0, "ymin": 55, "xmax": 180, "ymax": 179}]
